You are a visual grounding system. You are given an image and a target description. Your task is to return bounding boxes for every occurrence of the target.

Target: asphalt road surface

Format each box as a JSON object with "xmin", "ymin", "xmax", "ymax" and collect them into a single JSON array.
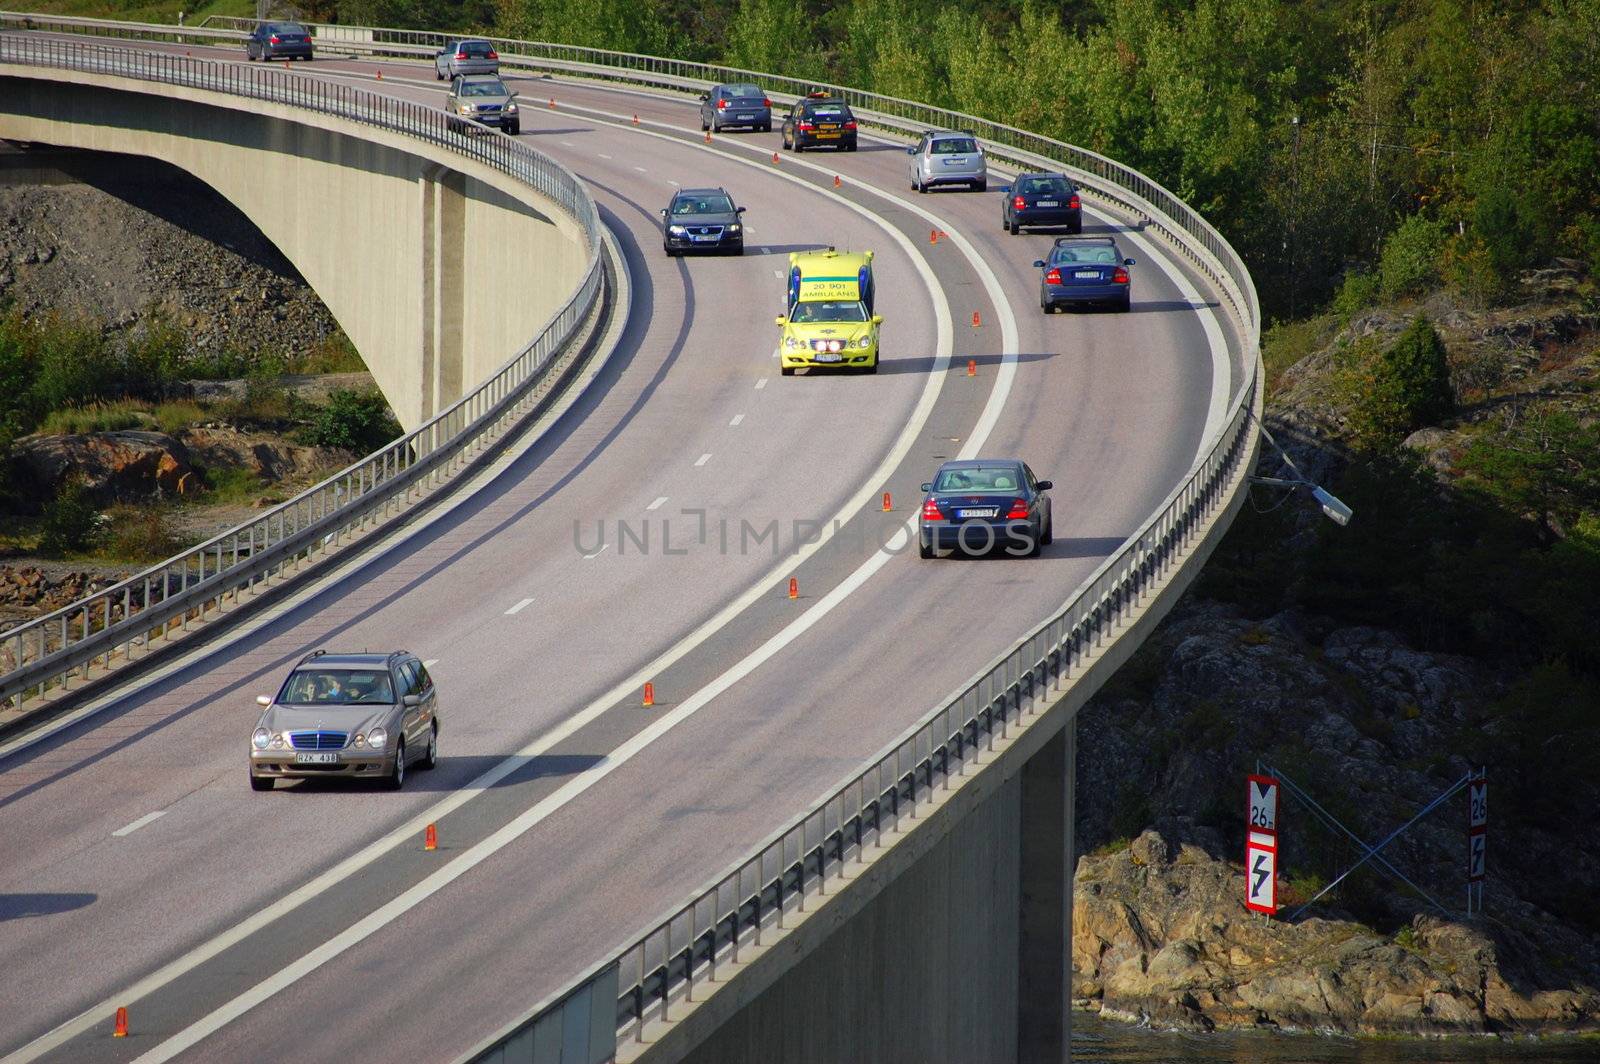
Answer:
[{"xmin": 0, "ymin": 38, "xmax": 1248, "ymax": 1063}]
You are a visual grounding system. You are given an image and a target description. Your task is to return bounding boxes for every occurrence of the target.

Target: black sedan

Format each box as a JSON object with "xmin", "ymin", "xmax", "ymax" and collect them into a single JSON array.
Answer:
[
  {"xmin": 1034, "ymin": 237, "xmax": 1135, "ymax": 313},
  {"xmin": 918, "ymin": 459, "xmax": 1053, "ymax": 558},
  {"xmin": 1003, "ymin": 172, "xmax": 1081, "ymax": 235},
  {"xmin": 246, "ymin": 22, "xmax": 313, "ymax": 62},
  {"xmin": 661, "ymin": 187, "xmax": 746, "ymax": 256},
  {"xmin": 781, "ymin": 93, "xmax": 859, "ymax": 152}
]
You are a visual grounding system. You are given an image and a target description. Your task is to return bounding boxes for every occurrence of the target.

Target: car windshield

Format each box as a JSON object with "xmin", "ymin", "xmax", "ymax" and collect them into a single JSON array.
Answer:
[
  {"xmin": 280, "ymin": 669, "xmax": 395, "ymax": 705},
  {"xmin": 1054, "ymin": 245, "xmax": 1120, "ymax": 264},
  {"xmin": 931, "ymin": 138, "xmax": 978, "ymax": 155},
  {"xmin": 671, "ymin": 195, "xmax": 735, "ymax": 215},
  {"xmin": 790, "ymin": 301, "xmax": 868, "ymax": 323},
  {"xmin": 934, "ymin": 466, "xmax": 1024, "ymax": 492},
  {"xmin": 460, "ymin": 81, "xmax": 506, "ymax": 97},
  {"xmin": 726, "ymin": 84, "xmax": 763, "ymax": 98},
  {"xmin": 1019, "ymin": 176, "xmax": 1071, "ymax": 195}
]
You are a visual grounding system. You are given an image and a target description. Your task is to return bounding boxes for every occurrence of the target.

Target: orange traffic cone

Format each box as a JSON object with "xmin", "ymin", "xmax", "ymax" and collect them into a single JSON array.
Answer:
[
  {"xmin": 971, "ymin": 311, "xmax": 981, "ymax": 328},
  {"xmin": 642, "ymin": 682, "xmax": 655, "ymax": 707},
  {"xmin": 967, "ymin": 359, "xmax": 977, "ymax": 377},
  {"xmin": 882, "ymin": 492, "xmax": 892, "ymax": 512},
  {"xmin": 788, "ymin": 577, "xmax": 799, "ymax": 600},
  {"xmin": 114, "ymin": 1007, "xmax": 128, "ymax": 1038},
  {"xmin": 424, "ymin": 823, "xmax": 437, "ymax": 851}
]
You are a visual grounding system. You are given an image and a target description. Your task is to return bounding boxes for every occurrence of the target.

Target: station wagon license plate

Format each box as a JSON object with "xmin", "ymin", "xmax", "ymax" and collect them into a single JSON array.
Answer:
[
  {"xmin": 957, "ymin": 508, "xmax": 998, "ymax": 518},
  {"xmin": 1036, "ymin": 200, "xmax": 1059, "ymax": 207},
  {"xmin": 813, "ymin": 352, "xmax": 844, "ymax": 363},
  {"xmin": 294, "ymin": 752, "xmax": 339, "ymax": 764},
  {"xmin": 1074, "ymin": 270, "xmax": 1100, "ymax": 279}
]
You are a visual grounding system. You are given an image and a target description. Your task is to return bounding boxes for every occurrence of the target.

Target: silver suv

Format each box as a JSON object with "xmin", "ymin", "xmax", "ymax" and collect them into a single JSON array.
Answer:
[
  {"xmin": 907, "ymin": 130, "xmax": 987, "ymax": 193},
  {"xmin": 446, "ymin": 75, "xmax": 519, "ymax": 134},
  {"xmin": 435, "ymin": 38, "xmax": 499, "ymax": 80},
  {"xmin": 249, "ymin": 650, "xmax": 439, "ymax": 791}
]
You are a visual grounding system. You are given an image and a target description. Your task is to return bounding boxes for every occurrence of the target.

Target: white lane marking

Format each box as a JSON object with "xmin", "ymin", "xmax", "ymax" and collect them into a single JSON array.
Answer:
[
  {"xmin": 754, "ymin": 377, "xmax": 768, "ymax": 390},
  {"xmin": 111, "ymin": 811, "xmax": 166, "ymax": 838},
  {"xmin": 646, "ymin": 496, "xmax": 668, "ymax": 511},
  {"xmin": 422, "ymin": 660, "xmax": 438, "ymax": 669},
  {"xmin": 633, "ymin": 165, "xmax": 647, "ymax": 172},
  {"xmin": 583, "ymin": 543, "xmax": 609, "ymax": 560},
  {"xmin": 503, "ymin": 598, "xmax": 534, "ymax": 616},
  {"xmin": 729, "ymin": 413, "xmax": 745, "ymax": 427},
  {"xmin": 559, "ymin": 140, "xmax": 575, "ymax": 147},
  {"xmin": 694, "ymin": 453, "xmax": 712, "ymax": 467},
  {"xmin": 34, "ymin": 102, "xmax": 993, "ymax": 1064},
  {"xmin": 598, "ymin": 152, "xmax": 613, "ymax": 159},
  {"xmin": 772, "ymin": 268, "xmax": 783, "ymax": 279},
  {"xmin": 667, "ymin": 179, "xmax": 680, "ymax": 186},
  {"xmin": 131, "ymin": 204, "xmax": 1018, "ymax": 1064}
]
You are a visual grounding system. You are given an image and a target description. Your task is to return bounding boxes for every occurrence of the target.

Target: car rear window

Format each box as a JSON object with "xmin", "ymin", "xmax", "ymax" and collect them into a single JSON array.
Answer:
[
  {"xmin": 810, "ymin": 105, "xmax": 847, "ymax": 118},
  {"xmin": 931, "ymin": 138, "xmax": 978, "ymax": 155},
  {"xmin": 726, "ymin": 84, "xmax": 764, "ymax": 98},
  {"xmin": 934, "ymin": 466, "xmax": 1023, "ymax": 491},
  {"xmin": 281, "ymin": 669, "xmax": 395, "ymax": 705},
  {"xmin": 462, "ymin": 41, "xmax": 494, "ymax": 56},
  {"xmin": 1019, "ymin": 176, "xmax": 1072, "ymax": 195}
]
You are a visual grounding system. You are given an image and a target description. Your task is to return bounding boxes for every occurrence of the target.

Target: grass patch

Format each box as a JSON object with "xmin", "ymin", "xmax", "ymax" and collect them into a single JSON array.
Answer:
[
  {"xmin": 1092, "ymin": 837, "xmax": 1133, "ymax": 858},
  {"xmin": 1262, "ymin": 312, "xmax": 1339, "ymax": 392},
  {"xmin": 290, "ymin": 333, "xmax": 366, "ymax": 375},
  {"xmin": 194, "ymin": 464, "xmax": 266, "ymax": 505},
  {"xmin": 95, "ymin": 505, "xmax": 185, "ymax": 563},
  {"xmin": 36, "ymin": 398, "xmax": 210, "ymax": 436}
]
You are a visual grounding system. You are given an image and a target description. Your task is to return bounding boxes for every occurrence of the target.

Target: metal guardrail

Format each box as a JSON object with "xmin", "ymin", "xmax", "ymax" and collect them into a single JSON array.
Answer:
[
  {"xmin": 0, "ymin": 32, "xmax": 603, "ymax": 713},
  {"xmin": 6, "ymin": 15, "xmax": 1264, "ymax": 1059}
]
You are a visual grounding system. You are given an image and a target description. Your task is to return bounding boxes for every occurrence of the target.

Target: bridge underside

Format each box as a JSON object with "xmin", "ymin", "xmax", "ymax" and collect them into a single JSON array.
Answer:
[{"xmin": 0, "ymin": 70, "xmax": 586, "ymax": 431}]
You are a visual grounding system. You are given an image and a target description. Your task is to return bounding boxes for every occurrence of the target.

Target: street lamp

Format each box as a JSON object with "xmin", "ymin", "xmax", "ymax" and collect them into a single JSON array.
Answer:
[{"xmin": 1250, "ymin": 416, "xmax": 1353, "ymax": 527}]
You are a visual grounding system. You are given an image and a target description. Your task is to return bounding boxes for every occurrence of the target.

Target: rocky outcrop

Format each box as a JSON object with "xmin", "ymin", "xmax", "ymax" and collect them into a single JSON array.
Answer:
[
  {"xmin": 1072, "ymin": 602, "xmax": 1600, "ymax": 1036},
  {"xmin": 1074, "ymin": 822, "xmax": 1599, "ymax": 1035},
  {"xmin": 180, "ymin": 426, "xmax": 350, "ymax": 482},
  {"xmin": 11, "ymin": 431, "xmax": 199, "ymax": 500}
]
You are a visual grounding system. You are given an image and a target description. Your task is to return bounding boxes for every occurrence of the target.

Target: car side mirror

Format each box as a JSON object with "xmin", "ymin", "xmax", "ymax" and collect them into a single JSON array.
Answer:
[
  {"xmin": 871, "ymin": 315, "xmax": 883, "ymax": 324},
  {"xmin": 1032, "ymin": 260, "xmax": 1046, "ymax": 268},
  {"xmin": 510, "ymin": 91, "xmax": 519, "ymax": 98},
  {"xmin": 736, "ymin": 205, "xmax": 746, "ymax": 213},
  {"xmin": 774, "ymin": 316, "xmax": 788, "ymax": 326},
  {"xmin": 920, "ymin": 482, "xmax": 932, "ymax": 492},
  {"xmin": 1124, "ymin": 257, "xmax": 1136, "ymax": 266},
  {"xmin": 1036, "ymin": 480, "xmax": 1053, "ymax": 491},
  {"xmin": 403, "ymin": 694, "xmax": 421, "ymax": 707},
  {"xmin": 256, "ymin": 695, "xmax": 271, "ymax": 707},
  {"xmin": 660, "ymin": 208, "xmax": 669, "ymax": 218},
  {"xmin": 905, "ymin": 146, "xmax": 917, "ymax": 155},
  {"xmin": 699, "ymin": 92, "xmax": 709, "ymax": 101},
  {"xmin": 998, "ymin": 185, "xmax": 1011, "ymax": 194}
]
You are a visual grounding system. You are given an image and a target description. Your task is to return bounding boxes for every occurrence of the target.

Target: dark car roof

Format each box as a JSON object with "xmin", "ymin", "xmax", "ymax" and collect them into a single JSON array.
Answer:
[
  {"xmin": 675, "ymin": 186, "xmax": 731, "ymax": 198},
  {"xmin": 1018, "ymin": 170, "xmax": 1073, "ymax": 182},
  {"xmin": 935, "ymin": 458, "xmax": 1024, "ymax": 471},
  {"xmin": 1053, "ymin": 236, "xmax": 1116, "ymax": 247},
  {"xmin": 294, "ymin": 652, "xmax": 407, "ymax": 670}
]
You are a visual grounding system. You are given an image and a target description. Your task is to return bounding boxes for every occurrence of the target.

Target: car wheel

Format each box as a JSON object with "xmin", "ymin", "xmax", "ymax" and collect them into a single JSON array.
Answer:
[
  {"xmin": 250, "ymin": 772, "xmax": 273, "ymax": 791},
  {"xmin": 1070, "ymin": 219, "xmax": 1083, "ymax": 235},
  {"xmin": 665, "ymin": 246, "xmax": 680, "ymax": 258},
  {"xmin": 1119, "ymin": 293, "xmax": 1132, "ymax": 313},
  {"xmin": 919, "ymin": 538, "xmax": 934, "ymax": 559},
  {"xmin": 420, "ymin": 722, "xmax": 438, "ymax": 770},
  {"xmin": 1008, "ymin": 219, "xmax": 1020, "ymax": 235},
  {"xmin": 780, "ymin": 366, "xmax": 795, "ymax": 377},
  {"xmin": 385, "ymin": 738, "xmax": 407, "ymax": 790},
  {"xmin": 846, "ymin": 139, "xmax": 858, "ymax": 152},
  {"xmin": 974, "ymin": 179, "xmax": 987, "ymax": 192},
  {"xmin": 1028, "ymin": 533, "xmax": 1043, "ymax": 558},
  {"xmin": 762, "ymin": 121, "xmax": 772, "ymax": 133},
  {"xmin": 507, "ymin": 121, "xmax": 520, "ymax": 136},
  {"xmin": 701, "ymin": 115, "xmax": 709, "ymax": 132},
  {"xmin": 1042, "ymin": 514, "xmax": 1054, "ymax": 546}
]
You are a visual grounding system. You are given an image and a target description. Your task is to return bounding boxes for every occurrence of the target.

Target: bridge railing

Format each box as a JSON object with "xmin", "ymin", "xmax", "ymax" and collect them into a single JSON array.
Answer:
[
  {"xmin": 0, "ymin": 31, "xmax": 603, "ymax": 717},
  {"xmin": 5, "ymin": 16, "xmax": 1263, "ymax": 1060}
]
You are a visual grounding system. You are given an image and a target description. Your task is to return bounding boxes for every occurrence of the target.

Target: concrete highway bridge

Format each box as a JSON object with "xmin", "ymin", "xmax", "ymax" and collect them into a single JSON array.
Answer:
[{"xmin": 0, "ymin": 17, "xmax": 1261, "ymax": 1062}]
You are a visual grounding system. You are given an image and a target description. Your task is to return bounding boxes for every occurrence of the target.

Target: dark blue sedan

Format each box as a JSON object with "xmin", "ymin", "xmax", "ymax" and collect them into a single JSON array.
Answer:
[
  {"xmin": 918, "ymin": 459, "xmax": 1054, "ymax": 558},
  {"xmin": 1002, "ymin": 172, "xmax": 1082, "ymax": 235},
  {"xmin": 1034, "ymin": 237, "xmax": 1135, "ymax": 313}
]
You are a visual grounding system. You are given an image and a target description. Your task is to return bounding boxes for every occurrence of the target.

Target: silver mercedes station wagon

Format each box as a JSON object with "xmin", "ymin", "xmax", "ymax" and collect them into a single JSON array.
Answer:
[{"xmin": 249, "ymin": 650, "xmax": 439, "ymax": 791}]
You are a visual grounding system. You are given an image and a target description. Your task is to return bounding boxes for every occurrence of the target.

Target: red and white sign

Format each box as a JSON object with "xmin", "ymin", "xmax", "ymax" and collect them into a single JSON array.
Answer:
[
  {"xmin": 1468, "ymin": 776, "xmax": 1487, "ymax": 882},
  {"xmin": 1248, "ymin": 774, "xmax": 1279, "ymax": 835},
  {"xmin": 1245, "ymin": 835, "xmax": 1277, "ymax": 914}
]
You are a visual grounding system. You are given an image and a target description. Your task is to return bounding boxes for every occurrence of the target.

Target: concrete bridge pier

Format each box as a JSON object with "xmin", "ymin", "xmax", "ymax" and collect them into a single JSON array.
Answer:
[{"xmin": 653, "ymin": 721, "xmax": 1077, "ymax": 1064}]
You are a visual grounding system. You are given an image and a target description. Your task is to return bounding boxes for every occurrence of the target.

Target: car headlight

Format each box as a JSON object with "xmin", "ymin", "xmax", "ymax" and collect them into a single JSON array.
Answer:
[
  {"xmin": 855, "ymin": 336, "xmax": 872, "ymax": 349},
  {"xmin": 353, "ymin": 733, "xmax": 367, "ymax": 748},
  {"xmin": 505, "ymin": 102, "xmax": 518, "ymax": 113},
  {"xmin": 252, "ymin": 727, "xmax": 271, "ymax": 750},
  {"xmin": 784, "ymin": 336, "xmax": 800, "ymax": 350},
  {"xmin": 727, "ymin": 223, "xmax": 741, "ymax": 233},
  {"xmin": 667, "ymin": 224, "xmax": 687, "ymax": 235},
  {"xmin": 368, "ymin": 727, "xmax": 388, "ymax": 750},
  {"xmin": 270, "ymin": 732, "xmax": 287, "ymax": 749},
  {"xmin": 457, "ymin": 105, "xmax": 472, "ymax": 114}
]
